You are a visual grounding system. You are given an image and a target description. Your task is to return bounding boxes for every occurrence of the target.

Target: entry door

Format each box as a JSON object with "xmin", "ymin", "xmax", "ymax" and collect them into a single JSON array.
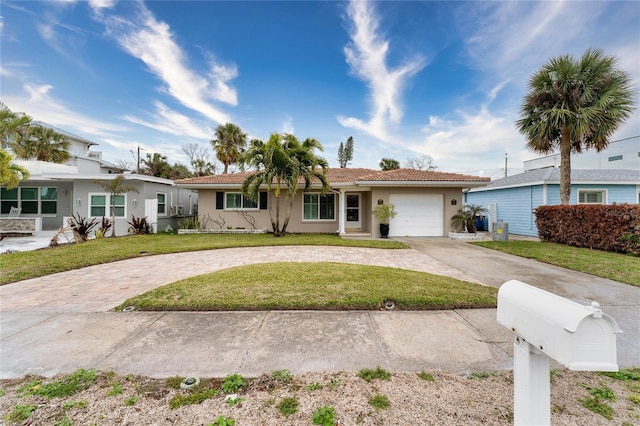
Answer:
[{"xmin": 346, "ymin": 194, "xmax": 361, "ymax": 229}]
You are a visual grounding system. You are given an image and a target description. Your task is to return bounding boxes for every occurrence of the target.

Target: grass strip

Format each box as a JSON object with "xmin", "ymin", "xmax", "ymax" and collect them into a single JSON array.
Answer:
[
  {"xmin": 472, "ymin": 241, "xmax": 639, "ymax": 286},
  {"xmin": 116, "ymin": 262, "xmax": 497, "ymax": 311},
  {"xmin": 0, "ymin": 233, "xmax": 406, "ymax": 285}
]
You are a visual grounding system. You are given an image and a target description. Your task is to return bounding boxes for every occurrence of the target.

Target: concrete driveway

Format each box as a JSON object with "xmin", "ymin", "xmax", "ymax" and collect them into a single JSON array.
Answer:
[{"xmin": 1, "ymin": 239, "xmax": 637, "ymax": 379}]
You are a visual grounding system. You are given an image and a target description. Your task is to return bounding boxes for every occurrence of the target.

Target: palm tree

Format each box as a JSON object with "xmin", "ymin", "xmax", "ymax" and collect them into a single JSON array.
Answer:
[
  {"xmin": 379, "ymin": 158, "xmax": 400, "ymax": 171},
  {"xmin": 516, "ymin": 48, "xmax": 634, "ymax": 204},
  {"xmin": 0, "ymin": 104, "xmax": 32, "ymax": 149},
  {"xmin": 451, "ymin": 204, "xmax": 487, "ymax": 233},
  {"xmin": 0, "ymin": 148, "xmax": 30, "ymax": 189},
  {"xmin": 241, "ymin": 133, "xmax": 329, "ymax": 237},
  {"xmin": 10, "ymin": 125, "xmax": 71, "ymax": 163},
  {"xmin": 92, "ymin": 176, "xmax": 139, "ymax": 237},
  {"xmin": 211, "ymin": 123, "xmax": 247, "ymax": 174}
]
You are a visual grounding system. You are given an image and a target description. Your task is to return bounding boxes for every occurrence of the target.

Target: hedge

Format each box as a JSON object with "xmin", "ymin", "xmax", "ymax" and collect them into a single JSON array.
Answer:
[{"xmin": 534, "ymin": 204, "xmax": 640, "ymax": 256}]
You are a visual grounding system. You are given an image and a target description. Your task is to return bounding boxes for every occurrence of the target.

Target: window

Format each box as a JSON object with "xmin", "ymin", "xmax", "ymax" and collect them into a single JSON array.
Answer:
[
  {"xmin": 0, "ymin": 188, "xmax": 19, "ymax": 214},
  {"xmin": 0, "ymin": 186, "xmax": 57, "ymax": 215},
  {"xmin": 157, "ymin": 193, "xmax": 166, "ymax": 215},
  {"xmin": 303, "ymin": 193, "xmax": 335, "ymax": 220},
  {"xmin": 90, "ymin": 194, "xmax": 125, "ymax": 217},
  {"xmin": 225, "ymin": 192, "xmax": 257, "ymax": 210},
  {"xmin": 578, "ymin": 190, "xmax": 605, "ymax": 204},
  {"xmin": 41, "ymin": 187, "xmax": 57, "ymax": 214}
]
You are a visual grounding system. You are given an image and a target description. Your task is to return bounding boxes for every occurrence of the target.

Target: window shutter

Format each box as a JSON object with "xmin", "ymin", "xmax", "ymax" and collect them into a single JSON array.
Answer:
[
  {"xmin": 216, "ymin": 192, "xmax": 224, "ymax": 210},
  {"xmin": 259, "ymin": 191, "xmax": 267, "ymax": 210}
]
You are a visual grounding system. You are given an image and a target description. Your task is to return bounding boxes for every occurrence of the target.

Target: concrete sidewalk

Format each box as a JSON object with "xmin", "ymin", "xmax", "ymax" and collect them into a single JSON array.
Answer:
[{"xmin": 1, "ymin": 241, "xmax": 637, "ymax": 379}]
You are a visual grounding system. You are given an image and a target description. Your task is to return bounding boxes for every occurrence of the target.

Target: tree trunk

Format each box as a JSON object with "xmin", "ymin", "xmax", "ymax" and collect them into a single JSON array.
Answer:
[
  {"xmin": 560, "ymin": 126, "xmax": 572, "ymax": 205},
  {"xmin": 273, "ymin": 193, "xmax": 282, "ymax": 237},
  {"xmin": 111, "ymin": 204, "xmax": 117, "ymax": 237},
  {"xmin": 280, "ymin": 199, "xmax": 294, "ymax": 236}
]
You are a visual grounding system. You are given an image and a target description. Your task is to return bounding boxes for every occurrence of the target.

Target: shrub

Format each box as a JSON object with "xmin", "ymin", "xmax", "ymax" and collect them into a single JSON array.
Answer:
[
  {"xmin": 128, "ymin": 215, "xmax": 152, "ymax": 235},
  {"xmin": 535, "ymin": 204, "xmax": 640, "ymax": 255},
  {"xmin": 68, "ymin": 213, "xmax": 100, "ymax": 241}
]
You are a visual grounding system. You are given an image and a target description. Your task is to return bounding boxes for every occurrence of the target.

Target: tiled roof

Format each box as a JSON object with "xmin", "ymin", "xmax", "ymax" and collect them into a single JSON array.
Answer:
[
  {"xmin": 176, "ymin": 168, "xmax": 489, "ymax": 186},
  {"xmin": 480, "ymin": 168, "xmax": 640, "ymax": 189},
  {"xmin": 355, "ymin": 168, "xmax": 491, "ymax": 182}
]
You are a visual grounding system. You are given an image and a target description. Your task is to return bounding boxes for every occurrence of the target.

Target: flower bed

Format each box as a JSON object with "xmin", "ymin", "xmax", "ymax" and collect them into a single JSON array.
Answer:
[
  {"xmin": 448, "ymin": 232, "xmax": 486, "ymax": 241},
  {"xmin": 178, "ymin": 228, "xmax": 267, "ymax": 235}
]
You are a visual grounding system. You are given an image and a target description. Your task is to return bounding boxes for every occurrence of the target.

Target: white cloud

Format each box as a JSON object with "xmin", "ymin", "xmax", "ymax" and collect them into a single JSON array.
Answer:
[
  {"xmin": 4, "ymin": 82, "xmax": 127, "ymax": 137},
  {"xmin": 281, "ymin": 115, "xmax": 295, "ymax": 135},
  {"xmin": 337, "ymin": 0, "xmax": 426, "ymax": 141},
  {"xmin": 97, "ymin": 3, "xmax": 237, "ymax": 125},
  {"xmin": 123, "ymin": 101, "xmax": 213, "ymax": 140}
]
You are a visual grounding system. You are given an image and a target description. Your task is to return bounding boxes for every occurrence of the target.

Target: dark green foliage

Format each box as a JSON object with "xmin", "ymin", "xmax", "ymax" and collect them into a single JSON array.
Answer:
[
  {"xmin": 18, "ymin": 369, "xmax": 98, "ymax": 398},
  {"xmin": 3, "ymin": 404, "xmax": 38, "ymax": 423},
  {"xmin": 580, "ymin": 396, "xmax": 614, "ymax": 419},
  {"xmin": 417, "ymin": 371, "xmax": 435, "ymax": 381},
  {"xmin": 312, "ymin": 406, "xmax": 336, "ymax": 425},
  {"xmin": 369, "ymin": 393, "xmax": 391, "ymax": 410},
  {"xmin": 357, "ymin": 366, "xmax": 391, "ymax": 382},
  {"xmin": 277, "ymin": 397, "xmax": 299, "ymax": 416},
  {"xmin": 169, "ymin": 387, "xmax": 218, "ymax": 409},
  {"xmin": 221, "ymin": 374, "xmax": 246, "ymax": 393}
]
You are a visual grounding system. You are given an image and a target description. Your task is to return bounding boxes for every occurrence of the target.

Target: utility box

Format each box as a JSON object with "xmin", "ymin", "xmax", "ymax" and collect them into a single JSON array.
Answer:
[
  {"xmin": 492, "ymin": 221, "xmax": 508, "ymax": 241},
  {"xmin": 497, "ymin": 280, "xmax": 621, "ymax": 371}
]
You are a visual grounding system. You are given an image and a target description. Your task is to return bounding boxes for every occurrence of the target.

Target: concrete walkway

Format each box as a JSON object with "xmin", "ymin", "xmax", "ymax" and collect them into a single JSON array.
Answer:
[{"xmin": 1, "ymin": 240, "xmax": 638, "ymax": 379}]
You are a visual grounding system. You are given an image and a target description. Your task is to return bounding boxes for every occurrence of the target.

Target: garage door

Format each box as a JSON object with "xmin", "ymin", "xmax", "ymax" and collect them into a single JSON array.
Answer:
[{"xmin": 389, "ymin": 194, "xmax": 444, "ymax": 236}]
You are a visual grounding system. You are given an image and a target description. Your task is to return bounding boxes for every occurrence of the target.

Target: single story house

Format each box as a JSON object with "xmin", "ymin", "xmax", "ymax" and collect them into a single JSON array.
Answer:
[
  {"xmin": 465, "ymin": 168, "xmax": 640, "ymax": 237},
  {"xmin": 176, "ymin": 168, "xmax": 490, "ymax": 237},
  {"xmin": 1, "ymin": 123, "xmax": 197, "ymax": 235}
]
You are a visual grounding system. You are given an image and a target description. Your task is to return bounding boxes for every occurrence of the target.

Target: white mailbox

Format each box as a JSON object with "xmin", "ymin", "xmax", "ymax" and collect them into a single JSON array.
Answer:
[
  {"xmin": 498, "ymin": 280, "xmax": 622, "ymax": 425},
  {"xmin": 497, "ymin": 279, "xmax": 621, "ymax": 371}
]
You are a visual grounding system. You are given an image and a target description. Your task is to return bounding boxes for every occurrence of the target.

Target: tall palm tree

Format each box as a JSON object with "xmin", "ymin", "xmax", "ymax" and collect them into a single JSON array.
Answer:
[
  {"xmin": 211, "ymin": 123, "xmax": 247, "ymax": 174},
  {"xmin": 0, "ymin": 103, "xmax": 32, "ymax": 149},
  {"xmin": 241, "ymin": 133, "xmax": 329, "ymax": 237},
  {"xmin": 0, "ymin": 148, "xmax": 30, "ymax": 189},
  {"xmin": 516, "ymin": 48, "xmax": 634, "ymax": 204},
  {"xmin": 92, "ymin": 176, "xmax": 139, "ymax": 237},
  {"xmin": 10, "ymin": 125, "xmax": 71, "ymax": 163}
]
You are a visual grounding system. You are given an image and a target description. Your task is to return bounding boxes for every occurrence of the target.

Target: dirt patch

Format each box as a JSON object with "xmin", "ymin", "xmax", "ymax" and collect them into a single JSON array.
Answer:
[{"xmin": 1, "ymin": 369, "xmax": 638, "ymax": 425}]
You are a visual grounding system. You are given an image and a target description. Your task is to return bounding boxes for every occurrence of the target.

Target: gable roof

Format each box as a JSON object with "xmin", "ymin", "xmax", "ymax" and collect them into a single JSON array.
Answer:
[
  {"xmin": 470, "ymin": 168, "xmax": 640, "ymax": 192},
  {"xmin": 176, "ymin": 168, "xmax": 490, "ymax": 188}
]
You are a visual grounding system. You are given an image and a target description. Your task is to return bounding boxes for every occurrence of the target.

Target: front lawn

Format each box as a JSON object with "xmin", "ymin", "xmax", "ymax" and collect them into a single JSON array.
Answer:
[
  {"xmin": 0, "ymin": 233, "xmax": 406, "ymax": 285},
  {"xmin": 473, "ymin": 241, "xmax": 640, "ymax": 286},
  {"xmin": 116, "ymin": 262, "xmax": 498, "ymax": 311}
]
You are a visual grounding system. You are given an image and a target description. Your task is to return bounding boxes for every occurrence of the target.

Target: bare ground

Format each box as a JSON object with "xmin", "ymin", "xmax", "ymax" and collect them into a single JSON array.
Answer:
[{"xmin": 1, "ymin": 369, "xmax": 639, "ymax": 425}]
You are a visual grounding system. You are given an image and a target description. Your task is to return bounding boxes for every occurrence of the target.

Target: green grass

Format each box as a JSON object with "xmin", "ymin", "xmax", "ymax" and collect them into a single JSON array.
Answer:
[
  {"xmin": 18, "ymin": 369, "xmax": 99, "ymax": 399},
  {"xmin": 116, "ymin": 262, "xmax": 497, "ymax": 311},
  {"xmin": 0, "ymin": 233, "xmax": 406, "ymax": 285},
  {"xmin": 473, "ymin": 241, "xmax": 640, "ymax": 286}
]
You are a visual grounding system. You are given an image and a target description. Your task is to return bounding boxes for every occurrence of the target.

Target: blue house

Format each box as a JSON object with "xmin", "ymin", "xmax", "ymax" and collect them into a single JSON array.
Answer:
[{"xmin": 465, "ymin": 169, "xmax": 640, "ymax": 237}]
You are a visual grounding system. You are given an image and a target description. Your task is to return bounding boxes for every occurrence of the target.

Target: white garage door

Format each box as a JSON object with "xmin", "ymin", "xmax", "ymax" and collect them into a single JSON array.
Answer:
[{"xmin": 389, "ymin": 194, "xmax": 444, "ymax": 236}]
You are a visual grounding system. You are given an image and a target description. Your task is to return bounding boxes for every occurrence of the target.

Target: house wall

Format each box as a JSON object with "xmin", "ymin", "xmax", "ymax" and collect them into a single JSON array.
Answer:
[{"xmin": 466, "ymin": 183, "xmax": 639, "ymax": 237}]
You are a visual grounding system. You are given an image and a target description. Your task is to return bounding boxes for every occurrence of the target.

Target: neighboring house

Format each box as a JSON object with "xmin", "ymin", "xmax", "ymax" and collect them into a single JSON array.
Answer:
[
  {"xmin": 465, "ymin": 168, "xmax": 640, "ymax": 237},
  {"xmin": 176, "ymin": 168, "xmax": 490, "ymax": 237},
  {"xmin": 0, "ymin": 123, "xmax": 197, "ymax": 234}
]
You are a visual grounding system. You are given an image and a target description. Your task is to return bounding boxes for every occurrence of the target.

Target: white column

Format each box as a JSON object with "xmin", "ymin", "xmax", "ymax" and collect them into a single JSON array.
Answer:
[
  {"xmin": 338, "ymin": 189, "xmax": 346, "ymax": 236},
  {"xmin": 513, "ymin": 337, "xmax": 550, "ymax": 426}
]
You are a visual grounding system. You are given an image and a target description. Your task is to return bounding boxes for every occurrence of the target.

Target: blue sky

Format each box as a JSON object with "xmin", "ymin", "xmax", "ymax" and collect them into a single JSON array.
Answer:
[{"xmin": 1, "ymin": 0, "xmax": 638, "ymax": 178}]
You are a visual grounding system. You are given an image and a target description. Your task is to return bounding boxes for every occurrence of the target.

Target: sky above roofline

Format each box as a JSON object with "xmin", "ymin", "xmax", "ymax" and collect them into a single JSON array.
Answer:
[{"xmin": 1, "ymin": 0, "xmax": 638, "ymax": 180}]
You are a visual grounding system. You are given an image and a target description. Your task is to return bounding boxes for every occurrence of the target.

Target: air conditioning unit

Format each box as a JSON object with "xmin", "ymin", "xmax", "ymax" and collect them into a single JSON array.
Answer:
[{"xmin": 171, "ymin": 205, "xmax": 184, "ymax": 216}]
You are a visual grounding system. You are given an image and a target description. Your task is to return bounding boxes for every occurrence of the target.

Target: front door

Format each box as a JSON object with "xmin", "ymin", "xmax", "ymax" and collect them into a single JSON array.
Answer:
[{"xmin": 346, "ymin": 194, "xmax": 361, "ymax": 229}]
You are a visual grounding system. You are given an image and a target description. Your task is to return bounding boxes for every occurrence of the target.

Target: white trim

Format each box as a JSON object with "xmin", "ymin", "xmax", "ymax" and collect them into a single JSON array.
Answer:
[
  {"xmin": 577, "ymin": 189, "xmax": 608, "ymax": 204},
  {"xmin": 542, "ymin": 183, "xmax": 548, "ymax": 205},
  {"xmin": 156, "ymin": 192, "xmax": 167, "ymax": 217},
  {"xmin": 88, "ymin": 192, "xmax": 127, "ymax": 218}
]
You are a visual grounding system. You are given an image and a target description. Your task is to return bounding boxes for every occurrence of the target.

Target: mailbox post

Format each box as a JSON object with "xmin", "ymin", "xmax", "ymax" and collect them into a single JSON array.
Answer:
[{"xmin": 497, "ymin": 280, "xmax": 621, "ymax": 426}]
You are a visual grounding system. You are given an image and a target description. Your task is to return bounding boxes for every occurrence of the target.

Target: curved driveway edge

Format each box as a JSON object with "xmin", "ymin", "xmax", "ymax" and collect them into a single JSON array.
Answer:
[{"xmin": 0, "ymin": 246, "xmax": 482, "ymax": 313}]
